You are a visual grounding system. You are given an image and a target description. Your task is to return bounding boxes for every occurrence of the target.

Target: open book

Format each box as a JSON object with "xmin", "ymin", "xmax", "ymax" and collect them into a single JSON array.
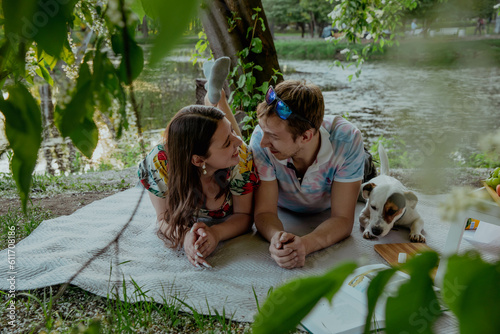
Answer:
[{"xmin": 300, "ymin": 264, "xmax": 409, "ymax": 334}]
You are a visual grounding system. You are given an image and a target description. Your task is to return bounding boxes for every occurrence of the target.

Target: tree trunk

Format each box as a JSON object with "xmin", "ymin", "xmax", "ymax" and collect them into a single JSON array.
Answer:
[
  {"xmin": 299, "ymin": 22, "xmax": 305, "ymax": 38},
  {"xmin": 200, "ymin": 0, "xmax": 282, "ymax": 94},
  {"xmin": 141, "ymin": 16, "xmax": 148, "ymax": 38},
  {"xmin": 40, "ymin": 84, "xmax": 71, "ymax": 175},
  {"xmin": 309, "ymin": 12, "xmax": 315, "ymax": 38}
]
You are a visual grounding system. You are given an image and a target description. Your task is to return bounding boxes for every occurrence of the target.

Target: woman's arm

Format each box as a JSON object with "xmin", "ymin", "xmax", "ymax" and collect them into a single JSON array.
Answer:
[
  {"xmin": 211, "ymin": 192, "xmax": 253, "ymax": 240},
  {"xmin": 194, "ymin": 192, "xmax": 253, "ymax": 260}
]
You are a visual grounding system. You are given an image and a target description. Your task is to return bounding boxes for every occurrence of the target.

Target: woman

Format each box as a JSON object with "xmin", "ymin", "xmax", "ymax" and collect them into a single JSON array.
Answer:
[{"xmin": 138, "ymin": 91, "xmax": 259, "ymax": 268}]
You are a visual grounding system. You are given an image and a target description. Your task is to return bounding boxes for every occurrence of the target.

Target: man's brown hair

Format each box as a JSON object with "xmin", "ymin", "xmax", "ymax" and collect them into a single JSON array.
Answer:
[{"xmin": 256, "ymin": 80, "xmax": 324, "ymax": 139}]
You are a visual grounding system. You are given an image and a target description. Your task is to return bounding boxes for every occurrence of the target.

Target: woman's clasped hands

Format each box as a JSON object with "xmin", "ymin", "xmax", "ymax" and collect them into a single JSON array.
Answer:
[{"xmin": 184, "ymin": 222, "xmax": 219, "ymax": 268}]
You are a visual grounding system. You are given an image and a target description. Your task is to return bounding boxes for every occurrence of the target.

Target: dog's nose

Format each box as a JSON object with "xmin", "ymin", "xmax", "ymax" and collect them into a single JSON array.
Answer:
[{"xmin": 372, "ymin": 227, "xmax": 383, "ymax": 236}]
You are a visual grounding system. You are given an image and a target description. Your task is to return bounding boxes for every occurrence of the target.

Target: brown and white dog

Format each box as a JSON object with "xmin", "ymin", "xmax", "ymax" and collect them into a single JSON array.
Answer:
[{"xmin": 359, "ymin": 145, "xmax": 425, "ymax": 242}]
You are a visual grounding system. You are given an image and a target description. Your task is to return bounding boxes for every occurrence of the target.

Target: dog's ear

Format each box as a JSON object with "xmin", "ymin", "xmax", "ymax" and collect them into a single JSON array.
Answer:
[
  {"xmin": 362, "ymin": 183, "xmax": 377, "ymax": 199},
  {"xmin": 388, "ymin": 193, "xmax": 406, "ymax": 209},
  {"xmin": 404, "ymin": 191, "xmax": 418, "ymax": 209},
  {"xmin": 384, "ymin": 193, "xmax": 406, "ymax": 223}
]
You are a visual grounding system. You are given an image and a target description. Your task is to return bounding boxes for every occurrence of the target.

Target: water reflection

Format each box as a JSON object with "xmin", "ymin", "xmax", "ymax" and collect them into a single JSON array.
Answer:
[
  {"xmin": 136, "ymin": 59, "xmax": 203, "ymax": 132},
  {"xmin": 283, "ymin": 60, "xmax": 500, "ymax": 166},
  {"xmin": 0, "ymin": 59, "xmax": 202, "ymax": 174},
  {"xmin": 1, "ymin": 58, "xmax": 498, "ymax": 174}
]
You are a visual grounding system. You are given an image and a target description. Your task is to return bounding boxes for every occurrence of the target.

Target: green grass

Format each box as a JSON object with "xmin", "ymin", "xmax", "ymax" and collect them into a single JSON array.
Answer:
[
  {"xmin": 0, "ymin": 172, "xmax": 133, "ymax": 199},
  {"xmin": 0, "ymin": 282, "xmax": 254, "ymax": 333},
  {"xmin": 0, "ymin": 204, "xmax": 54, "ymax": 249},
  {"xmin": 274, "ymin": 39, "xmax": 369, "ymax": 60},
  {"xmin": 274, "ymin": 35, "xmax": 500, "ymax": 67}
]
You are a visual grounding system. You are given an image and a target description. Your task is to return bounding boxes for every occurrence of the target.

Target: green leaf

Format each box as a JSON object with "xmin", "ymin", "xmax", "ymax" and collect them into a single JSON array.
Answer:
[
  {"xmin": 2, "ymin": 0, "xmax": 37, "ymax": 44},
  {"xmin": 36, "ymin": 63, "xmax": 53, "ymax": 86},
  {"xmin": 143, "ymin": 0, "xmax": 199, "ymax": 66},
  {"xmin": 242, "ymin": 115, "xmax": 254, "ymax": 123},
  {"xmin": 111, "ymin": 33, "xmax": 144, "ymax": 84},
  {"xmin": 54, "ymin": 84, "xmax": 98, "ymax": 158},
  {"xmin": 38, "ymin": 50, "xmax": 58, "ymax": 71},
  {"xmin": 385, "ymin": 252, "xmax": 439, "ymax": 334},
  {"xmin": 240, "ymin": 48, "xmax": 250, "ymax": 58},
  {"xmin": 237, "ymin": 75, "xmax": 246, "ymax": 89},
  {"xmin": 252, "ymin": 262, "xmax": 356, "ymax": 334},
  {"xmin": 259, "ymin": 17, "xmax": 265, "ymax": 31},
  {"xmin": 60, "ymin": 40, "xmax": 75, "ymax": 65},
  {"xmin": 80, "ymin": 2, "xmax": 94, "ymax": 25},
  {"xmin": 443, "ymin": 252, "xmax": 488, "ymax": 315},
  {"xmin": 69, "ymin": 116, "xmax": 99, "ymax": 159},
  {"xmin": 443, "ymin": 252, "xmax": 500, "ymax": 334},
  {"xmin": 130, "ymin": 0, "xmax": 146, "ymax": 21},
  {"xmin": 0, "ymin": 83, "xmax": 42, "ymax": 212},
  {"xmin": 7, "ymin": 0, "xmax": 79, "ymax": 58},
  {"xmin": 363, "ymin": 268, "xmax": 397, "ymax": 334},
  {"xmin": 251, "ymin": 38, "xmax": 262, "ymax": 53},
  {"xmin": 55, "ymin": 63, "xmax": 98, "ymax": 158},
  {"xmin": 83, "ymin": 319, "xmax": 102, "ymax": 334},
  {"xmin": 246, "ymin": 26, "xmax": 253, "ymax": 39},
  {"xmin": 259, "ymin": 81, "xmax": 269, "ymax": 94}
]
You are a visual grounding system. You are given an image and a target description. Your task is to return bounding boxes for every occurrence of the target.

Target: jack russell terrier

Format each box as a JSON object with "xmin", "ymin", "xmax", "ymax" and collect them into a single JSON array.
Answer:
[{"xmin": 359, "ymin": 145, "xmax": 425, "ymax": 242}]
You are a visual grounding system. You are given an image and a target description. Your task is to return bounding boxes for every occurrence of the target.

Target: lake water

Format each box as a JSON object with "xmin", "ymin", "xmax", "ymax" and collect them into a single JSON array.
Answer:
[
  {"xmin": 1, "ymin": 57, "xmax": 499, "ymax": 173},
  {"xmin": 282, "ymin": 59, "xmax": 500, "ymax": 167}
]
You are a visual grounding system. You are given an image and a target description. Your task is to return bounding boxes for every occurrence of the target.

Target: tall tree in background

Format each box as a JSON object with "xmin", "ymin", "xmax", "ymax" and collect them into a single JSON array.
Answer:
[
  {"xmin": 262, "ymin": 0, "xmax": 309, "ymax": 37},
  {"xmin": 200, "ymin": 0, "xmax": 282, "ymax": 98},
  {"xmin": 262, "ymin": 0, "xmax": 334, "ymax": 38},
  {"xmin": 300, "ymin": 0, "xmax": 334, "ymax": 37},
  {"xmin": 402, "ymin": 0, "xmax": 443, "ymax": 36}
]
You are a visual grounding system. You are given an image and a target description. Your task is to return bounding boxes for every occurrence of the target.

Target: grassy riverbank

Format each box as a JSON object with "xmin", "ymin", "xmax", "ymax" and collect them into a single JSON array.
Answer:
[
  {"xmin": 273, "ymin": 36, "xmax": 500, "ymax": 66},
  {"xmin": 172, "ymin": 33, "xmax": 500, "ymax": 66}
]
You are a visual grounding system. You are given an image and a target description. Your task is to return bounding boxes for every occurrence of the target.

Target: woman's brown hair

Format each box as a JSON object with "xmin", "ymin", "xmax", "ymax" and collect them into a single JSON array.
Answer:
[{"xmin": 159, "ymin": 105, "xmax": 225, "ymax": 248}]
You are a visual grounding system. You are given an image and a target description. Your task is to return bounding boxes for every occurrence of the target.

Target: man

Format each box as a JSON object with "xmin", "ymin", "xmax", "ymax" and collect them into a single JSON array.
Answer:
[{"xmin": 249, "ymin": 80, "xmax": 365, "ymax": 269}]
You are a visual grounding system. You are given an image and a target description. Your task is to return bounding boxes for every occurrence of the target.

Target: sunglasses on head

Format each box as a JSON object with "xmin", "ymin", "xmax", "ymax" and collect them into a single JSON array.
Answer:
[{"xmin": 265, "ymin": 86, "xmax": 314, "ymax": 128}]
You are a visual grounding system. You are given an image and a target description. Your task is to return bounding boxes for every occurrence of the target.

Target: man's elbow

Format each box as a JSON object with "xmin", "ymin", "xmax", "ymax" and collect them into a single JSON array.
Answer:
[{"xmin": 340, "ymin": 218, "xmax": 355, "ymax": 240}]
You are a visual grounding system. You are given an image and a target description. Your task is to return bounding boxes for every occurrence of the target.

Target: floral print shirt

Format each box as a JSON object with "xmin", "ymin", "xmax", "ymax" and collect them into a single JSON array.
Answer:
[
  {"xmin": 137, "ymin": 142, "xmax": 259, "ymax": 219},
  {"xmin": 249, "ymin": 115, "xmax": 365, "ymax": 213}
]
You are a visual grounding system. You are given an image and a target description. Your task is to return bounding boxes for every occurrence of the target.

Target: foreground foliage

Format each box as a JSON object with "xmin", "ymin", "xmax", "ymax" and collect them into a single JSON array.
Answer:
[
  {"xmin": 0, "ymin": 0, "xmax": 199, "ymax": 211},
  {"xmin": 253, "ymin": 251, "xmax": 500, "ymax": 334}
]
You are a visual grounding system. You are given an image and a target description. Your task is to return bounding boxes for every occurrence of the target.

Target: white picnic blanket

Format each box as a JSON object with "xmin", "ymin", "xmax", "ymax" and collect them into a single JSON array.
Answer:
[{"xmin": 0, "ymin": 185, "xmax": 471, "ymax": 329}]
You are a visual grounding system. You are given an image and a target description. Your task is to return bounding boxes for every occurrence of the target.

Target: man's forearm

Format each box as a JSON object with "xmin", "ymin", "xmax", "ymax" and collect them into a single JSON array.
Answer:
[
  {"xmin": 254, "ymin": 212, "xmax": 285, "ymax": 242},
  {"xmin": 302, "ymin": 216, "xmax": 354, "ymax": 255}
]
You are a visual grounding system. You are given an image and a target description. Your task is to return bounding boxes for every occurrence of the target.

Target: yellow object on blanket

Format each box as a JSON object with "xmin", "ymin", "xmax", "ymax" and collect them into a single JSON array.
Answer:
[{"xmin": 465, "ymin": 218, "xmax": 480, "ymax": 230}]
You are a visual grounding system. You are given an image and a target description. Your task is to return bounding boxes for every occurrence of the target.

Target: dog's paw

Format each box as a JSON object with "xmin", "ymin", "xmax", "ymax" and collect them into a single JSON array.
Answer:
[
  {"xmin": 409, "ymin": 233, "xmax": 426, "ymax": 243},
  {"xmin": 363, "ymin": 230, "xmax": 377, "ymax": 240}
]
